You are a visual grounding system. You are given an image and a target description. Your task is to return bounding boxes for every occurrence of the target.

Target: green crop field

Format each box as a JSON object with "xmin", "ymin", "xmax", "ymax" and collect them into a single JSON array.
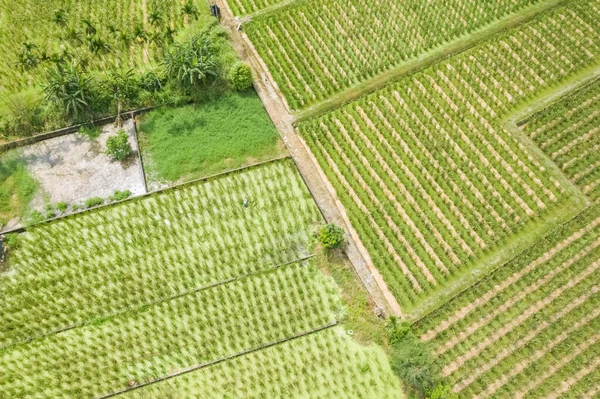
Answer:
[
  {"xmin": 226, "ymin": 0, "xmax": 288, "ymax": 16},
  {"xmin": 245, "ymin": 0, "xmax": 545, "ymax": 110},
  {"xmin": 523, "ymin": 78, "xmax": 600, "ymax": 200},
  {"xmin": 299, "ymin": 0, "xmax": 600, "ymax": 314},
  {"xmin": 0, "ymin": 158, "xmax": 404, "ymax": 398},
  {"xmin": 414, "ymin": 203, "xmax": 600, "ymax": 398}
]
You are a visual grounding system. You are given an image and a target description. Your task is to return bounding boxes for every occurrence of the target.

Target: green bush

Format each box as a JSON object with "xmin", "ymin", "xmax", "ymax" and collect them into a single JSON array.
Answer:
[
  {"xmin": 319, "ymin": 224, "xmax": 345, "ymax": 249},
  {"xmin": 71, "ymin": 204, "xmax": 82, "ymax": 211},
  {"xmin": 79, "ymin": 124, "xmax": 101, "ymax": 139},
  {"xmin": 85, "ymin": 197, "xmax": 104, "ymax": 208},
  {"xmin": 110, "ymin": 190, "xmax": 132, "ymax": 202},
  {"xmin": 27, "ymin": 210, "xmax": 45, "ymax": 225},
  {"xmin": 55, "ymin": 202, "xmax": 68, "ymax": 213},
  {"xmin": 427, "ymin": 385, "xmax": 458, "ymax": 399},
  {"xmin": 228, "ymin": 62, "xmax": 253, "ymax": 91},
  {"xmin": 105, "ymin": 129, "xmax": 132, "ymax": 161},
  {"xmin": 3, "ymin": 233, "xmax": 22, "ymax": 250}
]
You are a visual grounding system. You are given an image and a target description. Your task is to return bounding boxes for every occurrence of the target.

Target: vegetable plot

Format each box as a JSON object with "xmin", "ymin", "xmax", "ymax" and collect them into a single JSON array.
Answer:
[
  {"xmin": 524, "ymin": 78, "xmax": 600, "ymax": 200},
  {"xmin": 299, "ymin": 0, "xmax": 600, "ymax": 311},
  {"xmin": 246, "ymin": 0, "xmax": 542, "ymax": 109},
  {"xmin": 0, "ymin": 159, "xmax": 322, "ymax": 348},
  {"xmin": 414, "ymin": 204, "xmax": 600, "ymax": 398}
]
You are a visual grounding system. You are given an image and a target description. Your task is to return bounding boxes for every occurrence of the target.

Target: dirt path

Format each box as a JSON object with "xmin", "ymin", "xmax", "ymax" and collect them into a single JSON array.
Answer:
[{"xmin": 215, "ymin": 0, "xmax": 403, "ymax": 317}]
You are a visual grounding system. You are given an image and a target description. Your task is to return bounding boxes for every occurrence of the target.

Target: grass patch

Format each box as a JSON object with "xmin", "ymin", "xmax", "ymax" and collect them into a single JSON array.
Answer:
[
  {"xmin": 138, "ymin": 90, "xmax": 285, "ymax": 183},
  {"xmin": 0, "ymin": 151, "xmax": 38, "ymax": 225},
  {"xmin": 315, "ymin": 248, "xmax": 387, "ymax": 347}
]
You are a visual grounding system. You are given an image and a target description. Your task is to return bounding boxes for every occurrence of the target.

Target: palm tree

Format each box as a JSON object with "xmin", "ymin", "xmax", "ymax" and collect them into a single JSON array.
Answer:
[
  {"xmin": 148, "ymin": 10, "xmax": 163, "ymax": 27},
  {"xmin": 43, "ymin": 64, "xmax": 92, "ymax": 120},
  {"xmin": 133, "ymin": 24, "xmax": 148, "ymax": 44},
  {"xmin": 108, "ymin": 69, "xmax": 137, "ymax": 126},
  {"xmin": 82, "ymin": 19, "xmax": 97, "ymax": 37},
  {"xmin": 162, "ymin": 34, "xmax": 218, "ymax": 91},
  {"xmin": 15, "ymin": 42, "xmax": 39, "ymax": 71},
  {"xmin": 52, "ymin": 9, "xmax": 68, "ymax": 27},
  {"xmin": 181, "ymin": 1, "xmax": 199, "ymax": 21},
  {"xmin": 88, "ymin": 36, "xmax": 111, "ymax": 55},
  {"xmin": 163, "ymin": 26, "xmax": 177, "ymax": 44}
]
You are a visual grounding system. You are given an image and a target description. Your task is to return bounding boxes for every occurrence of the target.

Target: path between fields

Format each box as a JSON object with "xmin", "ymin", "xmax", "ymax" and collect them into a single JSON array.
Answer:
[{"xmin": 215, "ymin": 0, "xmax": 403, "ymax": 318}]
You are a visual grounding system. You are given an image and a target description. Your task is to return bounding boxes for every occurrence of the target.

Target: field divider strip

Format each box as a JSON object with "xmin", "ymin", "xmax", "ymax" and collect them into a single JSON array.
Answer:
[
  {"xmin": 293, "ymin": 0, "xmax": 572, "ymax": 123},
  {"xmin": 0, "ymin": 254, "xmax": 315, "ymax": 352},
  {"xmin": 96, "ymin": 321, "xmax": 339, "ymax": 399}
]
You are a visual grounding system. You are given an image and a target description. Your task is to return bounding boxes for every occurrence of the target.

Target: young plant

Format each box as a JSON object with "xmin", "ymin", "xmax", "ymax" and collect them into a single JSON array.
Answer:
[
  {"xmin": 105, "ymin": 129, "xmax": 132, "ymax": 161},
  {"xmin": 318, "ymin": 224, "xmax": 345, "ymax": 249}
]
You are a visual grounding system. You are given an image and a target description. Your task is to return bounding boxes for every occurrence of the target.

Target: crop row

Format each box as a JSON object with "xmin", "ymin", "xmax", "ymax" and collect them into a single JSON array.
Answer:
[
  {"xmin": 0, "ymin": 159, "xmax": 323, "ymax": 348},
  {"xmin": 300, "ymin": 0, "xmax": 600, "ymax": 309},
  {"xmin": 0, "ymin": 261, "xmax": 341, "ymax": 398},
  {"xmin": 226, "ymin": 0, "xmax": 286, "ymax": 16},
  {"xmin": 524, "ymin": 78, "xmax": 600, "ymax": 200},
  {"xmin": 246, "ymin": 0, "xmax": 542, "ymax": 109},
  {"xmin": 414, "ymin": 204, "xmax": 600, "ymax": 398},
  {"xmin": 117, "ymin": 328, "xmax": 402, "ymax": 399}
]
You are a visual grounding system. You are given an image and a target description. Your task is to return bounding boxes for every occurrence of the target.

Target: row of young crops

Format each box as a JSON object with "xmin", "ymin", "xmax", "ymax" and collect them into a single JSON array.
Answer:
[
  {"xmin": 414, "ymin": 203, "xmax": 600, "ymax": 398},
  {"xmin": 118, "ymin": 328, "xmax": 402, "ymax": 398},
  {"xmin": 0, "ymin": 159, "xmax": 321, "ymax": 347},
  {"xmin": 0, "ymin": 0, "xmax": 199, "ymax": 93},
  {"xmin": 299, "ymin": 0, "xmax": 600, "ymax": 312},
  {"xmin": 0, "ymin": 158, "xmax": 405, "ymax": 397},
  {"xmin": 245, "ymin": 0, "xmax": 543, "ymax": 109},
  {"xmin": 523, "ymin": 78, "xmax": 600, "ymax": 201},
  {"xmin": 226, "ymin": 0, "xmax": 286, "ymax": 17}
]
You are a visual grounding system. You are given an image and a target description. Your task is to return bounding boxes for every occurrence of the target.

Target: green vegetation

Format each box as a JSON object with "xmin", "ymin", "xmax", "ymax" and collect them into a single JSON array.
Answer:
[
  {"xmin": 84, "ymin": 197, "xmax": 104, "ymax": 208},
  {"xmin": 105, "ymin": 129, "xmax": 133, "ymax": 161},
  {"xmin": 109, "ymin": 190, "xmax": 132, "ymax": 202},
  {"xmin": 138, "ymin": 91, "xmax": 283, "ymax": 182},
  {"xmin": 0, "ymin": 152, "xmax": 38, "ymax": 225},
  {"xmin": 319, "ymin": 223, "xmax": 345, "ymax": 249},
  {"xmin": 299, "ymin": 0, "xmax": 599, "ymax": 311},
  {"xmin": 0, "ymin": 158, "xmax": 405, "ymax": 398},
  {"xmin": 414, "ymin": 203, "xmax": 600, "ymax": 398},
  {"xmin": 246, "ymin": 0, "xmax": 547, "ymax": 110},
  {"xmin": 523, "ymin": 78, "xmax": 600, "ymax": 200},
  {"xmin": 0, "ymin": 1, "xmax": 238, "ymax": 139},
  {"xmin": 78, "ymin": 124, "xmax": 101, "ymax": 139},
  {"xmin": 228, "ymin": 62, "xmax": 253, "ymax": 91}
]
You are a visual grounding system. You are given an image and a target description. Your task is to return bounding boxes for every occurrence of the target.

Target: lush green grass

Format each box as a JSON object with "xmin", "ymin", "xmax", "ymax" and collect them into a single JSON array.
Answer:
[
  {"xmin": 138, "ymin": 90, "xmax": 284, "ymax": 183},
  {"xmin": 0, "ymin": 151, "xmax": 38, "ymax": 225}
]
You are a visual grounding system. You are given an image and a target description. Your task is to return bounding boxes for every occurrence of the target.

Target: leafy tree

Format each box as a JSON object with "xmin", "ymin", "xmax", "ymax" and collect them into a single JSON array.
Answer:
[
  {"xmin": 105, "ymin": 129, "xmax": 132, "ymax": 161},
  {"xmin": 319, "ymin": 224, "xmax": 345, "ymax": 249},
  {"xmin": 162, "ymin": 34, "xmax": 218, "ymax": 90},
  {"xmin": 107, "ymin": 69, "xmax": 138, "ymax": 124},
  {"xmin": 228, "ymin": 62, "xmax": 253, "ymax": 91},
  {"xmin": 43, "ymin": 64, "xmax": 92, "ymax": 119}
]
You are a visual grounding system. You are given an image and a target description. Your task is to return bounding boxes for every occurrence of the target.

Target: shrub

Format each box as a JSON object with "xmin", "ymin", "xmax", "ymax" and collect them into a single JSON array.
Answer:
[
  {"xmin": 319, "ymin": 224, "xmax": 345, "ymax": 249},
  {"xmin": 28, "ymin": 210, "xmax": 45, "ymax": 225},
  {"xmin": 79, "ymin": 124, "xmax": 101, "ymax": 139},
  {"xmin": 110, "ymin": 190, "xmax": 132, "ymax": 202},
  {"xmin": 72, "ymin": 204, "xmax": 82, "ymax": 211},
  {"xmin": 386, "ymin": 317, "xmax": 411, "ymax": 345},
  {"xmin": 105, "ymin": 129, "xmax": 132, "ymax": 161},
  {"xmin": 228, "ymin": 62, "xmax": 253, "ymax": 91},
  {"xmin": 140, "ymin": 71, "xmax": 164, "ymax": 93},
  {"xmin": 427, "ymin": 385, "xmax": 458, "ymax": 399},
  {"xmin": 3, "ymin": 233, "xmax": 22, "ymax": 250},
  {"xmin": 85, "ymin": 197, "xmax": 104, "ymax": 208},
  {"xmin": 55, "ymin": 202, "xmax": 68, "ymax": 213}
]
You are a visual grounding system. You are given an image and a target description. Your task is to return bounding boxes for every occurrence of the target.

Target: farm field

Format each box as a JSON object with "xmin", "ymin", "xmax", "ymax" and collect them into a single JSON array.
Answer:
[
  {"xmin": 0, "ymin": 159, "xmax": 321, "ymax": 347},
  {"xmin": 0, "ymin": 0, "xmax": 203, "ymax": 94},
  {"xmin": 0, "ymin": 157, "xmax": 404, "ymax": 398},
  {"xmin": 226, "ymin": 0, "xmax": 287, "ymax": 16},
  {"xmin": 137, "ymin": 91, "xmax": 285, "ymax": 186},
  {"xmin": 414, "ymin": 203, "xmax": 600, "ymax": 398},
  {"xmin": 245, "ymin": 0, "xmax": 549, "ymax": 110},
  {"xmin": 523, "ymin": 78, "xmax": 600, "ymax": 201},
  {"xmin": 299, "ymin": 0, "xmax": 600, "ymax": 314}
]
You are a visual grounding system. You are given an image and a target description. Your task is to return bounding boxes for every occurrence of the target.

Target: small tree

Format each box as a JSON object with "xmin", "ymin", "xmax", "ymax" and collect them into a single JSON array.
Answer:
[
  {"xmin": 228, "ymin": 62, "xmax": 253, "ymax": 91},
  {"xmin": 319, "ymin": 224, "xmax": 345, "ymax": 249},
  {"xmin": 427, "ymin": 385, "xmax": 458, "ymax": 399},
  {"xmin": 105, "ymin": 129, "xmax": 132, "ymax": 161}
]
